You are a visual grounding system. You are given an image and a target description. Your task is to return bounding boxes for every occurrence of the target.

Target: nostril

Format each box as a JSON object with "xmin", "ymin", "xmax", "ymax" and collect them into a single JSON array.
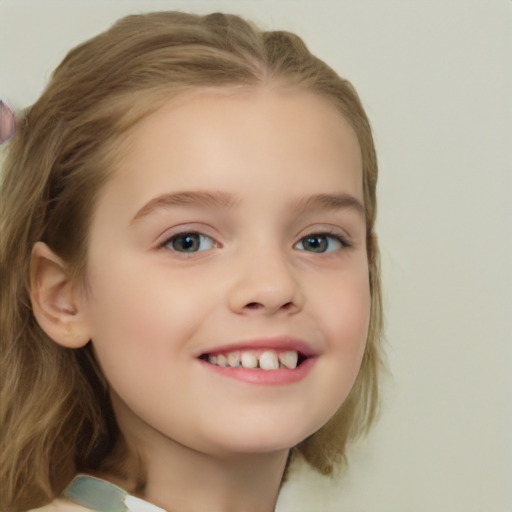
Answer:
[
  {"xmin": 245, "ymin": 302, "xmax": 262, "ymax": 309},
  {"xmin": 244, "ymin": 301, "xmax": 295, "ymax": 311}
]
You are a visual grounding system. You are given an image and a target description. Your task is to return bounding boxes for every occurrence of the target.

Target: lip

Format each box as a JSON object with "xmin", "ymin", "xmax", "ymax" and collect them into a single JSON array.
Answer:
[
  {"xmin": 198, "ymin": 356, "xmax": 316, "ymax": 385},
  {"xmin": 195, "ymin": 335, "xmax": 319, "ymax": 386}
]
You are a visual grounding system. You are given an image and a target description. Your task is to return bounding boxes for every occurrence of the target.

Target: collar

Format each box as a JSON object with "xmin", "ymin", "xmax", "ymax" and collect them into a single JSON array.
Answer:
[{"xmin": 62, "ymin": 475, "xmax": 167, "ymax": 512}]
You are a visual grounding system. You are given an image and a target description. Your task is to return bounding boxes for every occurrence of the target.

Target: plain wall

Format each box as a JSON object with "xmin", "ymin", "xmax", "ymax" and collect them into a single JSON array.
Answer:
[{"xmin": 1, "ymin": 1, "xmax": 511, "ymax": 511}]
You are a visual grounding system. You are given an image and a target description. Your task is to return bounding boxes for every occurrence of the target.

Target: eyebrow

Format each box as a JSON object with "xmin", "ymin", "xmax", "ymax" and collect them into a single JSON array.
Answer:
[
  {"xmin": 293, "ymin": 193, "xmax": 366, "ymax": 220},
  {"xmin": 131, "ymin": 190, "xmax": 366, "ymax": 223},
  {"xmin": 131, "ymin": 191, "xmax": 239, "ymax": 223}
]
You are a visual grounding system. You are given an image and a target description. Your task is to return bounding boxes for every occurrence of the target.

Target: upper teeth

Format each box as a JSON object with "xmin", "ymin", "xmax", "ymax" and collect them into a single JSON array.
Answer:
[{"xmin": 207, "ymin": 350, "xmax": 299, "ymax": 370}]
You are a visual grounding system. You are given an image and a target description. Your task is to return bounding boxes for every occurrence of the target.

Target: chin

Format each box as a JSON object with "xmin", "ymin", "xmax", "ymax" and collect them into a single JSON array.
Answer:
[{"xmin": 206, "ymin": 422, "xmax": 319, "ymax": 457}]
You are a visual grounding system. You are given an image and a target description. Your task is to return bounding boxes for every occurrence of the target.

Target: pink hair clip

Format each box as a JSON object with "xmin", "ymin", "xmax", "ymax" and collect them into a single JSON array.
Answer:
[{"xmin": 0, "ymin": 100, "xmax": 16, "ymax": 144}]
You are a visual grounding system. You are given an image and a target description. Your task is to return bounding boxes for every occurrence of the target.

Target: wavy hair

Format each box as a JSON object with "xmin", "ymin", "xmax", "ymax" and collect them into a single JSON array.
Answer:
[{"xmin": 0, "ymin": 11, "xmax": 383, "ymax": 511}]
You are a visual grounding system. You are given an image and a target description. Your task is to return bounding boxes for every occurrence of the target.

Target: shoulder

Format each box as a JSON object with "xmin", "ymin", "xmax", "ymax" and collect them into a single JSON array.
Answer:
[{"xmin": 28, "ymin": 499, "xmax": 93, "ymax": 512}]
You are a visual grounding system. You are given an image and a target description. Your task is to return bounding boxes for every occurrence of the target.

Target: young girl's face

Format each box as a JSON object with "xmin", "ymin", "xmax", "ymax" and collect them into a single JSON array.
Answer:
[{"xmin": 80, "ymin": 87, "xmax": 370, "ymax": 457}]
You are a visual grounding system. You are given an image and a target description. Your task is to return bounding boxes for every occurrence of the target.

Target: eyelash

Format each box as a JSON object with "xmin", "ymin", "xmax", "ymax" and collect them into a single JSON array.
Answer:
[
  {"xmin": 294, "ymin": 232, "xmax": 351, "ymax": 253},
  {"xmin": 161, "ymin": 230, "xmax": 351, "ymax": 254},
  {"xmin": 162, "ymin": 232, "xmax": 219, "ymax": 253}
]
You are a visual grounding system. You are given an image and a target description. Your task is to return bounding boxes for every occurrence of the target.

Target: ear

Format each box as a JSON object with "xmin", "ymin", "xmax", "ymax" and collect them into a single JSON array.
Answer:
[{"xmin": 30, "ymin": 242, "xmax": 91, "ymax": 348}]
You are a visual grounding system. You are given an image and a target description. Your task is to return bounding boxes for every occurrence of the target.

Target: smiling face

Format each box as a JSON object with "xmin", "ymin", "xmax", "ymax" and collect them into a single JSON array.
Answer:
[{"xmin": 81, "ymin": 87, "xmax": 370, "ymax": 458}]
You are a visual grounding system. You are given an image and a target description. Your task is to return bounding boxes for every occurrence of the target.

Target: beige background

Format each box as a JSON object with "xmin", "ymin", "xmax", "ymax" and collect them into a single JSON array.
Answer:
[{"xmin": 1, "ymin": 1, "xmax": 511, "ymax": 510}]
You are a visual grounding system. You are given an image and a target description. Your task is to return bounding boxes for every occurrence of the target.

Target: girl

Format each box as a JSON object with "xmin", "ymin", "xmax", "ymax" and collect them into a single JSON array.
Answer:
[{"xmin": 0, "ymin": 11, "xmax": 383, "ymax": 512}]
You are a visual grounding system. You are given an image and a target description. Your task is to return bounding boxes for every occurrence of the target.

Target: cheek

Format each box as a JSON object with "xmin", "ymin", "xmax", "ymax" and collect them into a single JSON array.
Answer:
[
  {"xmin": 85, "ymin": 262, "xmax": 194, "ymax": 369},
  {"xmin": 293, "ymin": 270, "xmax": 370, "ymax": 437},
  {"xmin": 322, "ymin": 270, "xmax": 371, "ymax": 354},
  {"xmin": 314, "ymin": 268, "xmax": 370, "ymax": 404}
]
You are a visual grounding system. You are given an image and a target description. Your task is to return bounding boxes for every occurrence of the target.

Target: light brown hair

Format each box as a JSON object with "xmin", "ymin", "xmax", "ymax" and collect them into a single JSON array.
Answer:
[{"xmin": 0, "ymin": 11, "xmax": 383, "ymax": 511}]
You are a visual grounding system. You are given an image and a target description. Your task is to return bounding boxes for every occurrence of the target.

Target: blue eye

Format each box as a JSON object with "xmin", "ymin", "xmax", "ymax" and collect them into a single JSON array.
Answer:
[
  {"xmin": 294, "ymin": 234, "xmax": 347, "ymax": 253},
  {"xmin": 165, "ymin": 232, "xmax": 217, "ymax": 253}
]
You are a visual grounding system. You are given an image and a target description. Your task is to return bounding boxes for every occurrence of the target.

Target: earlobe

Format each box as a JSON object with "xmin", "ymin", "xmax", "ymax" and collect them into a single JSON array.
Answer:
[{"xmin": 30, "ymin": 242, "xmax": 91, "ymax": 348}]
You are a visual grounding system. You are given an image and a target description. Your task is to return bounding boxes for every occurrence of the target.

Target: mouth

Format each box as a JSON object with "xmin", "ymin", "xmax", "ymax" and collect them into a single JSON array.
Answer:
[
  {"xmin": 198, "ymin": 349, "xmax": 310, "ymax": 371},
  {"xmin": 196, "ymin": 337, "xmax": 318, "ymax": 385}
]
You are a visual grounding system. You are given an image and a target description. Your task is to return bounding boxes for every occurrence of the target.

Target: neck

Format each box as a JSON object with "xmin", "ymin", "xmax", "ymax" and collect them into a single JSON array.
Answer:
[
  {"xmin": 143, "ymin": 443, "xmax": 288, "ymax": 512},
  {"xmin": 104, "ymin": 395, "xmax": 290, "ymax": 512}
]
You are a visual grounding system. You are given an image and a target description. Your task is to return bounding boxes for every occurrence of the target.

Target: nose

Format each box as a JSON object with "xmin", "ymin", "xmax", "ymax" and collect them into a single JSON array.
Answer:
[{"xmin": 227, "ymin": 245, "xmax": 304, "ymax": 316}]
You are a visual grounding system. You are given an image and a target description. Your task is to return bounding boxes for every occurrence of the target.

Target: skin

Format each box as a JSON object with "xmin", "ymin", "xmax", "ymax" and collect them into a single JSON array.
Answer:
[{"xmin": 33, "ymin": 87, "xmax": 370, "ymax": 512}]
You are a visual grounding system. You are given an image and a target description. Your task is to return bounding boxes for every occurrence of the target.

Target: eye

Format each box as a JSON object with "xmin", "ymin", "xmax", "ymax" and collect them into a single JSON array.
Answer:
[
  {"xmin": 164, "ymin": 232, "xmax": 218, "ymax": 253},
  {"xmin": 294, "ymin": 233, "xmax": 348, "ymax": 253}
]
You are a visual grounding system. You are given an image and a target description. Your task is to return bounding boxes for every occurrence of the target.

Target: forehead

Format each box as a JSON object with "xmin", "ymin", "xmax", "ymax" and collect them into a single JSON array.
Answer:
[{"xmin": 96, "ymin": 87, "xmax": 363, "ymax": 217}]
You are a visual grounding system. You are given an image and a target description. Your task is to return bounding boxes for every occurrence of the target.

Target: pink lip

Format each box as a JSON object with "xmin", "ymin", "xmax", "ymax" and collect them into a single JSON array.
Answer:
[{"xmin": 198, "ymin": 357, "xmax": 317, "ymax": 385}]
